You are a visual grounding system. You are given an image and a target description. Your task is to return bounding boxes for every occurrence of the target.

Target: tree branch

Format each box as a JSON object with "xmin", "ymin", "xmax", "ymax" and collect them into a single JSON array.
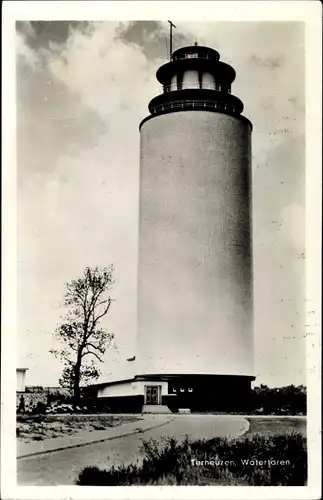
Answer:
[
  {"xmin": 86, "ymin": 299, "xmax": 112, "ymax": 340},
  {"xmin": 82, "ymin": 350, "xmax": 103, "ymax": 362},
  {"xmin": 83, "ymin": 284, "xmax": 105, "ymax": 339},
  {"xmin": 85, "ymin": 341, "xmax": 105, "ymax": 354}
]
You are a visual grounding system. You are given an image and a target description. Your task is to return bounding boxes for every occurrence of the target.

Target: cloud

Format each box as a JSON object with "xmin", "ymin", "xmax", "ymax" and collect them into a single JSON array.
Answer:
[
  {"xmin": 47, "ymin": 22, "xmax": 159, "ymax": 119},
  {"xmin": 118, "ymin": 21, "xmax": 190, "ymax": 61},
  {"xmin": 250, "ymin": 54, "xmax": 285, "ymax": 69},
  {"xmin": 16, "ymin": 31, "xmax": 39, "ymax": 69},
  {"xmin": 16, "ymin": 21, "xmax": 91, "ymax": 51}
]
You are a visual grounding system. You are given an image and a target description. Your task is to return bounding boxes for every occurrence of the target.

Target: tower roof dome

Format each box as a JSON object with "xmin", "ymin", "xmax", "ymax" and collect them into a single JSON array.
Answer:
[
  {"xmin": 139, "ymin": 43, "xmax": 251, "ymax": 130},
  {"xmin": 156, "ymin": 44, "xmax": 236, "ymax": 86},
  {"xmin": 172, "ymin": 45, "xmax": 220, "ymax": 62}
]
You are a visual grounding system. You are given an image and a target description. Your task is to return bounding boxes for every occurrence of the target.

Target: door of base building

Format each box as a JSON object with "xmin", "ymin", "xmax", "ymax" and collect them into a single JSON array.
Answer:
[{"xmin": 145, "ymin": 385, "xmax": 161, "ymax": 405}]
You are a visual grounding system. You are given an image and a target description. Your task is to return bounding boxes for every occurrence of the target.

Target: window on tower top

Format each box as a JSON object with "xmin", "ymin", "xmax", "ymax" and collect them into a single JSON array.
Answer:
[{"xmin": 186, "ymin": 53, "xmax": 198, "ymax": 59}]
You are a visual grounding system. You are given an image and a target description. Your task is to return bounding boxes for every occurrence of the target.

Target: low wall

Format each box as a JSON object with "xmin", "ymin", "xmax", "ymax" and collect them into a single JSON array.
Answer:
[
  {"xmin": 16, "ymin": 387, "xmax": 74, "ymax": 409},
  {"xmin": 16, "ymin": 392, "xmax": 47, "ymax": 408},
  {"xmin": 43, "ymin": 413, "xmax": 143, "ymax": 422},
  {"xmin": 25, "ymin": 386, "xmax": 73, "ymax": 397}
]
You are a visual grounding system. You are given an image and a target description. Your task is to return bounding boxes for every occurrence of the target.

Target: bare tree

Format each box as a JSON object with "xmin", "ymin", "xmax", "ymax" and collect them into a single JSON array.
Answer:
[{"xmin": 50, "ymin": 266, "xmax": 115, "ymax": 405}]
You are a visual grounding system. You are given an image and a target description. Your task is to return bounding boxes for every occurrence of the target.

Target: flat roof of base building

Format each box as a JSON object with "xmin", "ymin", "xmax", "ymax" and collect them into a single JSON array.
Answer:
[{"xmin": 89, "ymin": 377, "xmax": 135, "ymax": 389}]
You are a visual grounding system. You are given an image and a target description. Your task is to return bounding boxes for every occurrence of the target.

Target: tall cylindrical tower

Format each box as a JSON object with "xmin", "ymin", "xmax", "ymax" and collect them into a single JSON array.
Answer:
[{"xmin": 136, "ymin": 45, "xmax": 254, "ymax": 410}]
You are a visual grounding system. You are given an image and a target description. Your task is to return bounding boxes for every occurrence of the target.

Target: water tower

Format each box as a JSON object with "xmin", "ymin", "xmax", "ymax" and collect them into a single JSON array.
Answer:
[{"xmin": 135, "ymin": 42, "xmax": 254, "ymax": 411}]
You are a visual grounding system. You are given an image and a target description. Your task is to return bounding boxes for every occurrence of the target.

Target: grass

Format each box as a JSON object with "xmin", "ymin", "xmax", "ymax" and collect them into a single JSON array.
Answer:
[
  {"xmin": 245, "ymin": 417, "xmax": 306, "ymax": 438},
  {"xmin": 16, "ymin": 415, "xmax": 142, "ymax": 443},
  {"xmin": 77, "ymin": 427, "xmax": 307, "ymax": 486}
]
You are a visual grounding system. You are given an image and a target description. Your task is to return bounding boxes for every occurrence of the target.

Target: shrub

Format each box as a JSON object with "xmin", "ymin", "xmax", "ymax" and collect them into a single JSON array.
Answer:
[
  {"xmin": 77, "ymin": 432, "xmax": 307, "ymax": 486},
  {"xmin": 91, "ymin": 424, "xmax": 106, "ymax": 431},
  {"xmin": 32, "ymin": 435, "xmax": 44, "ymax": 441},
  {"xmin": 251, "ymin": 385, "xmax": 306, "ymax": 415}
]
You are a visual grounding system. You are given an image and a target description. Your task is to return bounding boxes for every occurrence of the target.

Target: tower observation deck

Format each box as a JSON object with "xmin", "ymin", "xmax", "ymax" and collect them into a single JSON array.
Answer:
[{"xmin": 140, "ymin": 45, "xmax": 251, "ymax": 129}]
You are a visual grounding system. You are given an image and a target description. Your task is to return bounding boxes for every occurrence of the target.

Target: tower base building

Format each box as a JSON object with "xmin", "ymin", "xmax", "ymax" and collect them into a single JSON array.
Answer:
[{"xmin": 89, "ymin": 44, "xmax": 254, "ymax": 413}]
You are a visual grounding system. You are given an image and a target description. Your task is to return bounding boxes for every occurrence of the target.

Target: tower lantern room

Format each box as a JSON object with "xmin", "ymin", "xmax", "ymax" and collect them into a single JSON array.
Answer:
[{"xmin": 146, "ymin": 45, "xmax": 244, "ymax": 119}]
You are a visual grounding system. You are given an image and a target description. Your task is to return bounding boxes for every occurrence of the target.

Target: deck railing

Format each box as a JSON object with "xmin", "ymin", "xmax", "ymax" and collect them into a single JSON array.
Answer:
[{"xmin": 151, "ymin": 100, "xmax": 237, "ymax": 114}]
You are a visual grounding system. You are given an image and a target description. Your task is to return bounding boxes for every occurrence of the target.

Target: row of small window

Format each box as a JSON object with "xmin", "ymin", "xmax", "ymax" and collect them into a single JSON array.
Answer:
[
  {"xmin": 183, "ymin": 53, "xmax": 198, "ymax": 59},
  {"xmin": 173, "ymin": 53, "xmax": 212, "ymax": 61},
  {"xmin": 164, "ymin": 83, "xmax": 231, "ymax": 93},
  {"xmin": 172, "ymin": 388, "xmax": 194, "ymax": 393}
]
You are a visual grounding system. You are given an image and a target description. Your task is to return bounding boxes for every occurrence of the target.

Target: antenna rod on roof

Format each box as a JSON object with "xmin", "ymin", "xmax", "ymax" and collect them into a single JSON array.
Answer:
[{"xmin": 168, "ymin": 20, "xmax": 176, "ymax": 60}]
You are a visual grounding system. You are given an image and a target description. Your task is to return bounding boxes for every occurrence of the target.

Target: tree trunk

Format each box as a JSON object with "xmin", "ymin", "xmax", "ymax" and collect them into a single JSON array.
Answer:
[{"xmin": 73, "ymin": 354, "xmax": 82, "ymax": 408}]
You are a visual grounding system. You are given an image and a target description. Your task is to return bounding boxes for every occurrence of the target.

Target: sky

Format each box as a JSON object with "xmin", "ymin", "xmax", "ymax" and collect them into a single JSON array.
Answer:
[{"xmin": 16, "ymin": 20, "xmax": 306, "ymax": 388}]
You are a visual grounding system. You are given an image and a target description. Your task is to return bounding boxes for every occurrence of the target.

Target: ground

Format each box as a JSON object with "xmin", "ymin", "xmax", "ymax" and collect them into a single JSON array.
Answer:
[
  {"xmin": 17, "ymin": 415, "xmax": 141, "ymax": 443},
  {"xmin": 244, "ymin": 416, "xmax": 306, "ymax": 438},
  {"xmin": 17, "ymin": 414, "xmax": 306, "ymax": 486}
]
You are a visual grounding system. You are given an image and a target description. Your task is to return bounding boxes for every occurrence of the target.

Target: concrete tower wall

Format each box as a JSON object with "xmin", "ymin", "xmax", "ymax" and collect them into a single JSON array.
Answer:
[{"xmin": 137, "ymin": 111, "xmax": 253, "ymax": 378}]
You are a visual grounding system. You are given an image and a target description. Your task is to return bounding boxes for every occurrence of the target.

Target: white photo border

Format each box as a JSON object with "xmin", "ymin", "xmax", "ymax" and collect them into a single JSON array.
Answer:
[{"xmin": 1, "ymin": 1, "xmax": 321, "ymax": 499}]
